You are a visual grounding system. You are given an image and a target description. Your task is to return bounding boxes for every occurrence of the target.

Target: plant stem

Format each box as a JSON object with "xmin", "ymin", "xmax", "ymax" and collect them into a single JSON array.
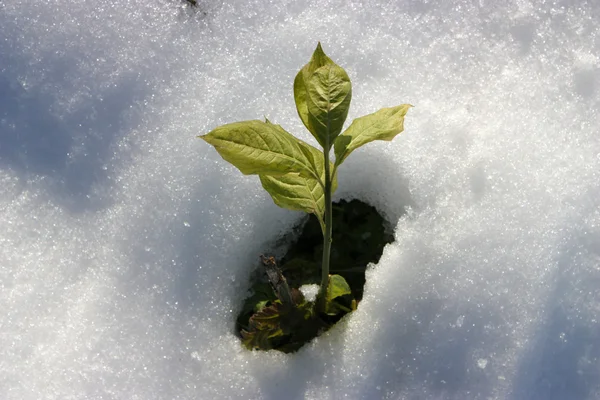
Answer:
[{"xmin": 318, "ymin": 142, "xmax": 333, "ymax": 312}]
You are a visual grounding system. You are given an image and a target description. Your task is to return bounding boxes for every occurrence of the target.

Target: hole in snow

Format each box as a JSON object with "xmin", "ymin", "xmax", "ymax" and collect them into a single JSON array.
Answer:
[{"xmin": 235, "ymin": 199, "xmax": 398, "ymax": 353}]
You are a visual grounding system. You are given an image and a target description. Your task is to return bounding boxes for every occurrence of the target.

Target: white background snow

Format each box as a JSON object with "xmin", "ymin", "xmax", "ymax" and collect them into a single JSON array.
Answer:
[{"xmin": 1, "ymin": 0, "xmax": 599, "ymax": 399}]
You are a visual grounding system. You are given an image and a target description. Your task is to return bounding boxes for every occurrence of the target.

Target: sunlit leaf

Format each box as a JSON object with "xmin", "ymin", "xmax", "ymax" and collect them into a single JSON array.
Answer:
[
  {"xmin": 294, "ymin": 42, "xmax": 334, "ymax": 138},
  {"xmin": 199, "ymin": 120, "xmax": 319, "ymax": 180},
  {"xmin": 259, "ymin": 152, "xmax": 337, "ymax": 233},
  {"xmin": 306, "ymin": 64, "xmax": 352, "ymax": 148},
  {"xmin": 334, "ymin": 104, "xmax": 412, "ymax": 167},
  {"xmin": 294, "ymin": 43, "xmax": 352, "ymax": 148}
]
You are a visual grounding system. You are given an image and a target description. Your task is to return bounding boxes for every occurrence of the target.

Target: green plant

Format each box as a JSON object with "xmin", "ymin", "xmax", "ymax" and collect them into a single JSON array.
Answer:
[{"xmin": 200, "ymin": 43, "xmax": 410, "ymax": 345}]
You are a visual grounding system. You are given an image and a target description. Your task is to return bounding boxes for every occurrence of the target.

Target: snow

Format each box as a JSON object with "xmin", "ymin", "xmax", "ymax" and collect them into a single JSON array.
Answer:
[
  {"xmin": 1, "ymin": 0, "xmax": 599, "ymax": 399},
  {"xmin": 300, "ymin": 284, "xmax": 320, "ymax": 303}
]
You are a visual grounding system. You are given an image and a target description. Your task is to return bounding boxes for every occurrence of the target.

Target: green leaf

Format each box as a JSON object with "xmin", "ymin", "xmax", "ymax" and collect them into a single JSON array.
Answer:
[
  {"xmin": 260, "ymin": 173, "xmax": 326, "ymax": 231},
  {"xmin": 199, "ymin": 120, "xmax": 320, "ymax": 180},
  {"xmin": 324, "ymin": 274, "xmax": 353, "ymax": 316},
  {"xmin": 259, "ymin": 151, "xmax": 338, "ymax": 233},
  {"xmin": 294, "ymin": 43, "xmax": 352, "ymax": 149},
  {"xmin": 334, "ymin": 104, "xmax": 412, "ymax": 167},
  {"xmin": 294, "ymin": 43, "xmax": 334, "ymax": 137},
  {"xmin": 326, "ymin": 274, "xmax": 352, "ymax": 301},
  {"xmin": 259, "ymin": 120, "xmax": 337, "ymax": 231},
  {"xmin": 306, "ymin": 64, "xmax": 352, "ymax": 148}
]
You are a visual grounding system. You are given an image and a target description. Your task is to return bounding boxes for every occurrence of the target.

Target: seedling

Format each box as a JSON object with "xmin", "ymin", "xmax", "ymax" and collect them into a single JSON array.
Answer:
[{"xmin": 200, "ymin": 43, "xmax": 410, "ymax": 349}]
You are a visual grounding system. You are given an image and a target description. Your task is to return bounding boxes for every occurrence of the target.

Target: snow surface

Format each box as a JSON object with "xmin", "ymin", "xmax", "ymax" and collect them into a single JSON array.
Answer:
[{"xmin": 1, "ymin": 0, "xmax": 599, "ymax": 399}]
